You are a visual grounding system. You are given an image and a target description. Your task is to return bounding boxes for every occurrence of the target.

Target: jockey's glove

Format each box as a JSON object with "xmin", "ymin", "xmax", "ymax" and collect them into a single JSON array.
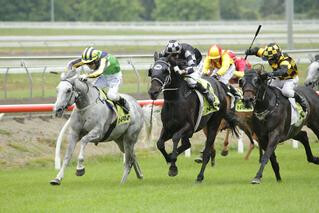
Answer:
[
  {"xmin": 174, "ymin": 66, "xmax": 187, "ymax": 75},
  {"xmin": 79, "ymin": 74, "xmax": 88, "ymax": 81},
  {"xmin": 260, "ymin": 72, "xmax": 272, "ymax": 80},
  {"xmin": 272, "ymin": 67, "xmax": 288, "ymax": 77},
  {"xmin": 245, "ymin": 47, "xmax": 259, "ymax": 56}
]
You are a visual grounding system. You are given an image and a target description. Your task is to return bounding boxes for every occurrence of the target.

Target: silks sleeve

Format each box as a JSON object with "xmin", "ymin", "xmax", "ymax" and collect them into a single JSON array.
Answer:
[
  {"xmin": 87, "ymin": 58, "xmax": 108, "ymax": 78},
  {"xmin": 217, "ymin": 53, "xmax": 232, "ymax": 76},
  {"xmin": 202, "ymin": 56, "xmax": 211, "ymax": 75},
  {"xmin": 233, "ymin": 71, "xmax": 244, "ymax": 78}
]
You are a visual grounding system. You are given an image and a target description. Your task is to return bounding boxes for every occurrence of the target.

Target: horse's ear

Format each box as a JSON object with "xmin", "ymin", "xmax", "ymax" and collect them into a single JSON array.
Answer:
[
  {"xmin": 60, "ymin": 72, "xmax": 66, "ymax": 80},
  {"xmin": 308, "ymin": 54, "xmax": 315, "ymax": 63},
  {"xmin": 253, "ymin": 64, "xmax": 265, "ymax": 75},
  {"xmin": 154, "ymin": 52, "xmax": 159, "ymax": 61},
  {"xmin": 238, "ymin": 78, "xmax": 244, "ymax": 88}
]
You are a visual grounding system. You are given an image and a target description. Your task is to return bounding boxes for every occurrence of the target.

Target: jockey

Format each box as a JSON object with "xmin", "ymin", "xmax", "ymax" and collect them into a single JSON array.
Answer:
[
  {"xmin": 160, "ymin": 40, "xmax": 215, "ymax": 106},
  {"xmin": 202, "ymin": 44, "xmax": 243, "ymax": 105},
  {"xmin": 67, "ymin": 47, "xmax": 129, "ymax": 113},
  {"xmin": 227, "ymin": 50, "xmax": 252, "ymax": 83},
  {"xmin": 245, "ymin": 42, "xmax": 307, "ymax": 111}
]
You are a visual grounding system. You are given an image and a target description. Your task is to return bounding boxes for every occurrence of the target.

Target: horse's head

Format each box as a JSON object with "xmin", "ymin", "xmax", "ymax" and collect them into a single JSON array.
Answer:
[
  {"xmin": 239, "ymin": 64, "xmax": 267, "ymax": 108},
  {"xmin": 54, "ymin": 71, "xmax": 79, "ymax": 117},
  {"xmin": 305, "ymin": 61, "xmax": 319, "ymax": 87},
  {"xmin": 148, "ymin": 57, "xmax": 172, "ymax": 100}
]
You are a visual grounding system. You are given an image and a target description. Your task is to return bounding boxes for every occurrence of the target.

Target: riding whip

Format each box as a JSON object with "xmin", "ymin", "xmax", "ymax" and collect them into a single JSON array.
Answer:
[
  {"xmin": 150, "ymin": 100, "xmax": 154, "ymax": 138},
  {"xmin": 245, "ymin": 25, "xmax": 262, "ymax": 60}
]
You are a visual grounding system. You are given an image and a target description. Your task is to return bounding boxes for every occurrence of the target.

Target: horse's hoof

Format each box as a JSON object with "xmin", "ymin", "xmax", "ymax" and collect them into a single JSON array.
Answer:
[
  {"xmin": 168, "ymin": 166, "xmax": 178, "ymax": 177},
  {"xmin": 76, "ymin": 168, "xmax": 85, "ymax": 176},
  {"xmin": 221, "ymin": 150, "xmax": 229, "ymax": 156},
  {"xmin": 251, "ymin": 178, "xmax": 261, "ymax": 184},
  {"xmin": 194, "ymin": 157, "xmax": 203, "ymax": 164},
  {"xmin": 211, "ymin": 159, "xmax": 215, "ymax": 167},
  {"xmin": 196, "ymin": 176, "xmax": 204, "ymax": 183},
  {"xmin": 50, "ymin": 178, "xmax": 61, "ymax": 185},
  {"xmin": 312, "ymin": 157, "xmax": 319, "ymax": 164},
  {"xmin": 138, "ymin": 175, "xmax": 144, "ymax": 180}
]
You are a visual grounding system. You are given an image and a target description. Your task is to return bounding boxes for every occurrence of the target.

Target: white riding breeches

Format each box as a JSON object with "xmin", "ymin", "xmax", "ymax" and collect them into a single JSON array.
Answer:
[
  {"xmin": 270, "ymin": 77, "xmax": 298, "ymax": 98},
  {"xmin": 184, "ymin": 62, "xmax": 203, "ymax": 88},
  {"xmin": 93, "ymin": 72, "xmax": 123, "ymax": 101},
  {"xmin": 211, "ymin": 64, "xmax": 236, "ymax": 85}
]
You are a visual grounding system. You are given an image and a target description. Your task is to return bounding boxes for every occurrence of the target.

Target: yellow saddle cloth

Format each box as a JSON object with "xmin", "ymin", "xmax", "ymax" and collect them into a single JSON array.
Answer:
[
  {"xmin": 196, "ymin": 78, "xmax": 220, "ymax": 116},
  {"xmin": 98, "ymin": 88, "xmax": 131, "ymax": 126}
]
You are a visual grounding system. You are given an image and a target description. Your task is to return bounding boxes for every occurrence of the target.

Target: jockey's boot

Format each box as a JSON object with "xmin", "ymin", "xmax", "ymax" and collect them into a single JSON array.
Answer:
[
  {"xmin": 294, "ymin": 93, "xmax": 308, "ymax": 112},
  {"xmin": 228, "ymin": 84, "xmax": 241, "ymax": 109},
  {"xmin": 117, "ymin": 97, "xmax": 130, "ymax": 113},
  {"xmin": 195, "ymin": 82, "xmax": 215, "ymax": 106}
]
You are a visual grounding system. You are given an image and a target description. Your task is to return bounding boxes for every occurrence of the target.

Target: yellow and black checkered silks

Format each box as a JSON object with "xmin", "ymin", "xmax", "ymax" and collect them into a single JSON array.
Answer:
[
  {"xmin": 261, "ymin": 43, "xmax": 282, "ymax": 59},
  {"xmin": 271, "ymin": 53, "xmax": 298, "ymax": 80}
]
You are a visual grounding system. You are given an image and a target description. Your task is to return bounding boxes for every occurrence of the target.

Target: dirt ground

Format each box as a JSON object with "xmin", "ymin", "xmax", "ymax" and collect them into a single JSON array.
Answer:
[{"xmin": 0, "ymin": 104, "xmax": 165, "ymax": 168}]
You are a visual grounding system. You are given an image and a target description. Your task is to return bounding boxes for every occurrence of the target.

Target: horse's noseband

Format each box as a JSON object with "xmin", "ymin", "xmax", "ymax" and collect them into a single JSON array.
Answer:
[{"xmin": 150, "ymin": 60, "xmax": 172, "ymax": 90}]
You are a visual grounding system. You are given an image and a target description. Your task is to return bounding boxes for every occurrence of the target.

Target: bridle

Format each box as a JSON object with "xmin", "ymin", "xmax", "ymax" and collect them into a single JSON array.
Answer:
[
  {"xmin": 150, "ymin": 60, "xmax": 178, "ymax": 92},
  {"xmin": 60, "ymin": 79, "xmax": 90, "ymax": 109}
]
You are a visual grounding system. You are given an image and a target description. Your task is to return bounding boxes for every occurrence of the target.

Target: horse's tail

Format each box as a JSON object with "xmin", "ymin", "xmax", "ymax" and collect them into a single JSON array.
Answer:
[
  {"xmin": 55, "ymin": 118, "xmax": 71, "ymax": 170},
  {"xmin": 141, "ymin": 104, "xmax": 162, "ymax": 143},
  {"xmin": 141, "ymin": 105, "xmax": 153, "ymax": 142},
  {"xmin": 224, "ymin": 110, "xmax": 240, "ymax": 138}
]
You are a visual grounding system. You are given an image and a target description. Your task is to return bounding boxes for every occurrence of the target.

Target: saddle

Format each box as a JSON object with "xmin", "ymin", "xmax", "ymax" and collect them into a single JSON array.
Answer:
[
  {"xmin": 98, "ymin": 88, "xmax": 130, "ymax": 126},
  {"xmin": 219, "ymin": 82, "xmax": 253, "ymax": 112}
]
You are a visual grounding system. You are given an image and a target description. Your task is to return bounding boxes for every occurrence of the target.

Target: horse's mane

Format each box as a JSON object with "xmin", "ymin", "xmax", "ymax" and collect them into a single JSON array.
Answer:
[{"xmin": 61, "ymin": 70, "xmax": 79, "ymax": 81}]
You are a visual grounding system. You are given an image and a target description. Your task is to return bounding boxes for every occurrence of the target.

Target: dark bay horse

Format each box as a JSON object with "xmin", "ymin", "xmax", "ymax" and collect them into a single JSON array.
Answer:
[
  {"xmin": 148, "ymin": 57, "xmax": 238, "ymax": 182},
  {"xmin": 240, "ymin": 67, "xmax": 319, "ymax": 184}
]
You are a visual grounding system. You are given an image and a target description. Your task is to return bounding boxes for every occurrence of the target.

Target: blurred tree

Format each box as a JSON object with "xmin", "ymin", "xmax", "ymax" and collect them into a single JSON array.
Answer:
[
  {"xmin": 295, "ymin": 0, "xmax": 319, "ymax": 19},
  {"xmin": 139, "ymin": 0, "xmax": 155, "ymax": 21},
  {"xmin": 153, "ymin": 0, "xmax": 219, "ymax": 21},
  {"xmin": 259, "ymin": 0, "xmax": 285, "ymax": 20},
  {"xmin": 88, "ymin": 0, "xmax": 143, "ymax": 21},
  {"xmin": 0, "ymin": 0, "xmax": 50, "ymax": 21},
  {"xmin": 219, "ymin": 0, "xmax": 260, "ymax": 20}
]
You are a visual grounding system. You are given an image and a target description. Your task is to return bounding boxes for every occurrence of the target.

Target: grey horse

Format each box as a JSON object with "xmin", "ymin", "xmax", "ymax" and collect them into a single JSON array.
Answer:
[
  {"xmin": 305, "ymin": 56, "xmax": 319, "ymax": 89},
  {"xmin": 50, "ymin": 71, "xmax": 147, "ymax": 185}
]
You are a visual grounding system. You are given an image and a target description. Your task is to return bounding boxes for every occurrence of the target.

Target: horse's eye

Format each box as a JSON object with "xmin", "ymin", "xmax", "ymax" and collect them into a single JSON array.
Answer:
[{"xmin": 66, "ymin": 88, "xmax": 71, "ymax": 93}]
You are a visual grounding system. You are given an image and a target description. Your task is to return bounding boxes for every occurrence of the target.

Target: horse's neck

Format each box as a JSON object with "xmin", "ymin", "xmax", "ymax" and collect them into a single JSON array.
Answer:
[
  {"xmin": 163, "ymin": 75, "xmax": 187, "ymax": 101},
  {"xmin": 75, "ymin": 80, "xmax": 98, "ymax": 109},
  {"xmin": 255, "ymin": 85, "xmax": 277, "ymax": 112}
]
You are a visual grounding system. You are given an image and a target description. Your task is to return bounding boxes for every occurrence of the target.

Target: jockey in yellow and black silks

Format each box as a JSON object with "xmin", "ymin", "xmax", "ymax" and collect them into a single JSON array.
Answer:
[{"xmin": 245, "ymin": 43, "xmax": 307, "ymax": 111}]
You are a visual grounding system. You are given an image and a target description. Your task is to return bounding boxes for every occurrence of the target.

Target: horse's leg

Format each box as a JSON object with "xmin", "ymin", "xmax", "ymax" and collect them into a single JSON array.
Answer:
[
  {"xmin": 251, "ymin": 134, "xmax": 280, "ymax": 184},
  {"xmin": 293, "ymin": 130, "xmax": 319, "ymax": 164},
  {"xmin": 269, "ymin": 151, "xmax": 281, "ymax": 182},
  {"xmin": 210, "ymin": 144, "xmax": 216, "ymax": 167},
  {"xmin": 243, "ymin": 131, "xmax": 256, "ymax": 160},
  {"xmin": 76, "ymin": 128, "xmax": 103, "ymax": 176},
  {"xmin": 221, "ymin": 129, "xmax": 230, "ymax": 156},
  {"xmin": 196, "ymin": 118, "xmax": 221, "ymax": 183},
  {"xmin": 176, "ymin": 137, "xmax": 191, "ymax": 156},
  {"xmin": 169, "ymin": 123, "xmax": 192, "ymax": 177},
  {"xmin": 123, "ymin": 126, "xmax": 144, "ymax": 183},
  {"xmin": 157, "ymin": 128, "xmax": 172, "ymax": 163},
  {"xmin": 50, "ymin": 131, "xmax": 79, "ymax": 185},
  {"xmin": 194, "ymin": 128, "xmax": 207, "ymax": 164}
]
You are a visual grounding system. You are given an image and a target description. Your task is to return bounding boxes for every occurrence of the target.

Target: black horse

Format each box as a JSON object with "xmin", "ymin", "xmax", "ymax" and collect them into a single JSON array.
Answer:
[
  {"xmin": 240, "ymin": 66, "xmax": 319, "ymax": 184},
  {"xmin": 148, "ymin": 57, "xmax": 238, "ymax": 182}
]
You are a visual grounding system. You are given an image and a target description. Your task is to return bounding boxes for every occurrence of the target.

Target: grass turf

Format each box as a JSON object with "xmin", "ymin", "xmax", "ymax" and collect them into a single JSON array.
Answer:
[{"xmin": 0, "ymin": 143, "xmax": 319, "ymax": 212}]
